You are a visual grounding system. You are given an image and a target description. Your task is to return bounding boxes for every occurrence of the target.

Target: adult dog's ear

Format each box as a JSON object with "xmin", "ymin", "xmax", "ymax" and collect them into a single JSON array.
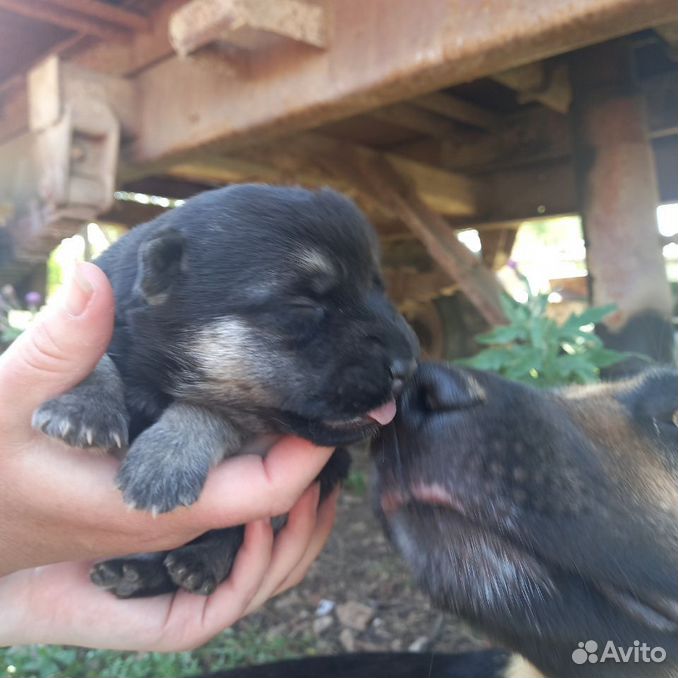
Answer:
[{"xmin": 135, "ymin": 228, "xmax": 186, "ymax": 305}]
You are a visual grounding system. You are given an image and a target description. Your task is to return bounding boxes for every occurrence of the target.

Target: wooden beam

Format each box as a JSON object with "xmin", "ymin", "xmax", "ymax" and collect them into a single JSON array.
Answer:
[
  {"xmin": 130, "ymin": 0, "xmax": 676, "ymax": 165},
  {"xmin": 492, "ymin": 61, "xmax": 572, "ymax": 113},
  {"xmin": 157, "ymin": 132, "xmax": 480, "ymax": 219},
  {"xmin": 393, "ymin": 106, "xmax": 573, "ymax": 173},
  {"xmin": 479, "ymin": 228, "xmax": 518, "ymax": 270},
  {"xmin": 159, "ymin": 134, "xmax": 579, "ymax": 228},
  {"xmin": 45, "ymin": 0, "xmax": 150, "ymax": 32},
  {"xmin": 384, "ymin": 267, "xmax": 458, "ymax": 309},
  {"xmin": 346, "ymin": 154, "xmax": 506, "ymax": 325},
  {"xmin": 412, "ymin": 92, "xmax": 500, "ymax": 131},
  {"xmin": 169, "ymin": 0, "xmax": 328, "ymax": 57},
  {"xmin": 480, "ymin": 159, "xmax": 577, "ymax": 223},
  {"xmin": 0, "ymin": 0, "xmax": 129, "ymax": 40},
  {"xmin": 71, "ymin": 0, "xmax": 185, "ymax": 75},
  {"xmin": 371, "ymin": 103, "xmax": 467, "ymax": 139}
]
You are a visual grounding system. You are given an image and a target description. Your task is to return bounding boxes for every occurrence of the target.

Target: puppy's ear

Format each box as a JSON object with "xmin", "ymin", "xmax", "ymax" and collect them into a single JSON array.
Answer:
[{"xmin": 135, "ymin": 228, "xmax": 186, "ymax": 305}]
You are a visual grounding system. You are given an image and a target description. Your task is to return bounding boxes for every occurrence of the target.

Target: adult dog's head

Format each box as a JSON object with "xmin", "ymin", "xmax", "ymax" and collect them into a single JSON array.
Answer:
[
  {"xmin": 121, "ymin": 184, "xmax": 418, "ymax": 445},
  {"xmin": 373, "ymin": 364, "xmax": 678, "ymax": 677}
]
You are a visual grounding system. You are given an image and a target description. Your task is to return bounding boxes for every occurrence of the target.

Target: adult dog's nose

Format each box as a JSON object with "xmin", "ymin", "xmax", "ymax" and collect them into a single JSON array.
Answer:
[
  {"xmin": 390, "ymin": 358, "xmax": 418, "ymax": 396},
  {"xmin": 409, "ymin": 364, "xmax": 484, "ymax": 413}
]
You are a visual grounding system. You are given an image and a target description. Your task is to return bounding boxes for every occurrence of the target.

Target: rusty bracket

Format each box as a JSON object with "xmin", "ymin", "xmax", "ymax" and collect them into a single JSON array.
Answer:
[
  {"xmin": 8, "ymin": 56, "xmax": 133, "ymax": 259},
  {"xmin": 169, "ymin": 0, "xmax": 329, "ymax": 58}
]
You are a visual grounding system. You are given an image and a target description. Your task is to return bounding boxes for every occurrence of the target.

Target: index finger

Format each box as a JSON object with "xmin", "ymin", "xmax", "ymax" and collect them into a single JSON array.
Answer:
[{"xmin": 187, "ymin": 436, "xmax": 334, "ymax": 530}]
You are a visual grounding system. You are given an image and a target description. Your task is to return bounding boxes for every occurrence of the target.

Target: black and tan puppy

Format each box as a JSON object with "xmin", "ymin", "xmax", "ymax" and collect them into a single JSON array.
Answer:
[
  {"xmin": 33, "ymin": 184, "xmax": 418, "ymax": 597},
  {"xmin": 373, "ymin": 365, "xmax": 677, "ymax": 677}
]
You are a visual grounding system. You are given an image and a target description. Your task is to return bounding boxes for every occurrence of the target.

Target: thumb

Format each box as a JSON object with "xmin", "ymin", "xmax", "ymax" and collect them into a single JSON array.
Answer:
[{"xmin": 0, "ymin": 263, "xmax": 115, "ymax": 438}]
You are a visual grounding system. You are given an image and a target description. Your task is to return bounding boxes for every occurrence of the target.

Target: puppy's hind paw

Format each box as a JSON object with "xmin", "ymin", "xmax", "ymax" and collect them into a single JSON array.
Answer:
[
  {"xmin": 91, "ymin": 555, "xmax": 176, "ymax": 598},
  {"xmin": 33, "ymin": 394, "xmax": 128, "ymax": 450},
  {"xmin": 165, "ymin": 549, "xmax": 226, "ymax": 596}
]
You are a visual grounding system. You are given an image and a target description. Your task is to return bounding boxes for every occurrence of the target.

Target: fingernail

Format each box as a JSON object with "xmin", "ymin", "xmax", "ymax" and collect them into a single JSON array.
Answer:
[{"xmin": 63, "ymin": 263, "xmax": 93, "ymax": 316}]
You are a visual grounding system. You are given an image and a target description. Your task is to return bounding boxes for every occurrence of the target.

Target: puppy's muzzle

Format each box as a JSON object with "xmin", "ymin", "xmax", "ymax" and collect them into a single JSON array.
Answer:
[{"xmin": 389, "ymin": 358, "xmax": 418, "ymax": 397}]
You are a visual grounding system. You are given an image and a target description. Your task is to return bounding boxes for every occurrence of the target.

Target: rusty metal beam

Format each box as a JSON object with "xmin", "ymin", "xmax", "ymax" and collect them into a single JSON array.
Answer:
[
  {"xmin": 570, "ymin": 40, "xmax": 672, "ymax": 324},
  {"xmin": 130, "ymin": 0, "xmax": 676, "ymax": 166}
]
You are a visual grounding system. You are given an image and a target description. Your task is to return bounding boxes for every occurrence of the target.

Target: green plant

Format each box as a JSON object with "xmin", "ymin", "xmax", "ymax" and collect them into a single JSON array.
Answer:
[
  {"xmin": 0, "ymin": 626, "xmax": 310, "ymax": 678},
  {"xmin": 344, "ymin": 469, "xmax": 367, "ymax": 496},
  {"xmin": 458, "ymin": 291, "xmax": 635, "ymax": 387}
]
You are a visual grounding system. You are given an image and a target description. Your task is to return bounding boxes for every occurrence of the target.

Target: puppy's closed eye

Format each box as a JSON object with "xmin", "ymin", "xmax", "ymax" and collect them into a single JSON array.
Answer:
[{"xmin": 282, "ymin": 298, "xmax": 326, "ymax": 335}]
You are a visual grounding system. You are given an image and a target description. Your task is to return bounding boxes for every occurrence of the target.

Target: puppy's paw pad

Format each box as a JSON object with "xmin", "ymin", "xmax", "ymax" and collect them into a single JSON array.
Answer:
[
  {"xmin": 90, "ymin": 560, "xmax": 145, "ymax": 598},
  {"xmin": 33, "ymin": 397, "xmax": 128, "ymax": 450},
  {"xmin": 165, "ymin": 552, "xmax": 221, "ymax": 596}
]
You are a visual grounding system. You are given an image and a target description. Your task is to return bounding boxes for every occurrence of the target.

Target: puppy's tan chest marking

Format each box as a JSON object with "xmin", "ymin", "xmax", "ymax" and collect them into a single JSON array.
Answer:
[{"xmin": 505, "ymin": 654, "xmax": 545, "ymax": 678}]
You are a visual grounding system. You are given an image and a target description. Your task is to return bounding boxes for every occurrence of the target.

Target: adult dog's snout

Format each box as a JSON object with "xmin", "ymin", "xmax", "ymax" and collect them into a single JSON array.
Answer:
[{"xmin": 402, "ymin": 364, "xmax": 484, "ymax": 416}]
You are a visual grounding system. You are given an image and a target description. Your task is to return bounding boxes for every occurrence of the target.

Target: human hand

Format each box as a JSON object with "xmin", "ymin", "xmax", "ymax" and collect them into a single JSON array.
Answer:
[
  {"xmin": 0, "ymin": 262, "xmax": 339, "ymax": 648},
  {"xmin": 0, "ymin": 484, "xmax": 339, "ymax": 650},
  {"xmin": 0, "ymin": 262, "xmax": 335, "ymax": 575}
]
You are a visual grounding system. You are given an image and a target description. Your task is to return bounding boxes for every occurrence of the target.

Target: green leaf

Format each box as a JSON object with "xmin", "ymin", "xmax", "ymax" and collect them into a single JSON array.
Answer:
[
  {"xmin": 586, "ymin": 347, "xmax": 635, "ymax": 368},
  {"xmin": 528, "ymin": 315, "xmax": 556, "ymax": 350},
  {"xmin": 508, "ymin": 348, "xmax": 543, "ymax": 374},
  {"xmin": 563, "ymin": 303, "xmax": 618, "ymax": 330},
  {"xmin": 530, "ymin": 292, "xmax": 549, "ymax": 317},
  {"xmin": 499, "ymin": 293, "xmax": 530, "ymax": 323},
  {"xmin": 458, "ymin": 347, "xmax": 516, "ymax": 371},
  {"xmin": 475, "ymin": 325, "xmax": 527, "ymax": 345}
]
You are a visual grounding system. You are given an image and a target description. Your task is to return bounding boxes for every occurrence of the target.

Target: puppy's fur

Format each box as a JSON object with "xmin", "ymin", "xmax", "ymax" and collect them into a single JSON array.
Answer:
[
  {"xmin": 372, "ymin": 365, "xmax": 678, "ymax": 677},
  {"xmin": 33, "ymin": 184, "xmax": 418, "ymax": 597}
]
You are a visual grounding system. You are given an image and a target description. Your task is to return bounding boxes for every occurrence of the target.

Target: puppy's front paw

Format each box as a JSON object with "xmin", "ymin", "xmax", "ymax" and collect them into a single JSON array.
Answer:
[
  {"xmin": 33, "ymin": 393, "xmax": 128, "ymax": 450},
  {"xmin": 91, "ymin": 554, "xmax": 175, "ymax": 598},
  {"xmin": 116, "ymin": 426, "xmax": 209, "ymax": 514}
]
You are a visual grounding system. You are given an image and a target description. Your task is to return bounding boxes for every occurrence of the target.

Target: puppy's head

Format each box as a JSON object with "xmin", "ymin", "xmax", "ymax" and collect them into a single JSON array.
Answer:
[
  {"xmin": 373, "ymin": 364, "xmax": 678, "ymax": 677},
  {"xmin": 132, "ymin": 184, "xmax": 418, "ymax": 445}
]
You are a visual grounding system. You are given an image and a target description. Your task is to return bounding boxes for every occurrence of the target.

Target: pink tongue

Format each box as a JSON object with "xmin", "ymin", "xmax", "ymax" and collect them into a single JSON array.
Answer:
[{"xmin": 367, "ymin": 399, "xmax": 397, "ymax": 425}]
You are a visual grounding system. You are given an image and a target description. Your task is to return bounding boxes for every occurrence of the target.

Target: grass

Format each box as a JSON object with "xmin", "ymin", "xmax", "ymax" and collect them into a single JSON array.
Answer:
[
  {"xmin": 1, "ymin": 626, "xmax": 314, "ymax": 678},
  {"xmin": 344, "ymin": 470, "xmax": 367, "ymax": 496}
]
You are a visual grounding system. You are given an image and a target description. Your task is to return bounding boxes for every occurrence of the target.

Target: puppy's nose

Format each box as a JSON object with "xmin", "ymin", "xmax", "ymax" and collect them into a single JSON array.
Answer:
[
  {"xmin": 412, "ymin": 365, "xmax": 483, "ymax": 413},
  {"xmin": 390, "ymin": 358, "xmax": 417, "ymax": 397}
]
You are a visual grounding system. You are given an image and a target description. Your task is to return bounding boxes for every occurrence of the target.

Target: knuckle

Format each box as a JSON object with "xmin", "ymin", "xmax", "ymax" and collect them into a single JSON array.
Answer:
[{"xmin": 270, "ymin": 490, "xmax": 298, "ymax": 516}]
